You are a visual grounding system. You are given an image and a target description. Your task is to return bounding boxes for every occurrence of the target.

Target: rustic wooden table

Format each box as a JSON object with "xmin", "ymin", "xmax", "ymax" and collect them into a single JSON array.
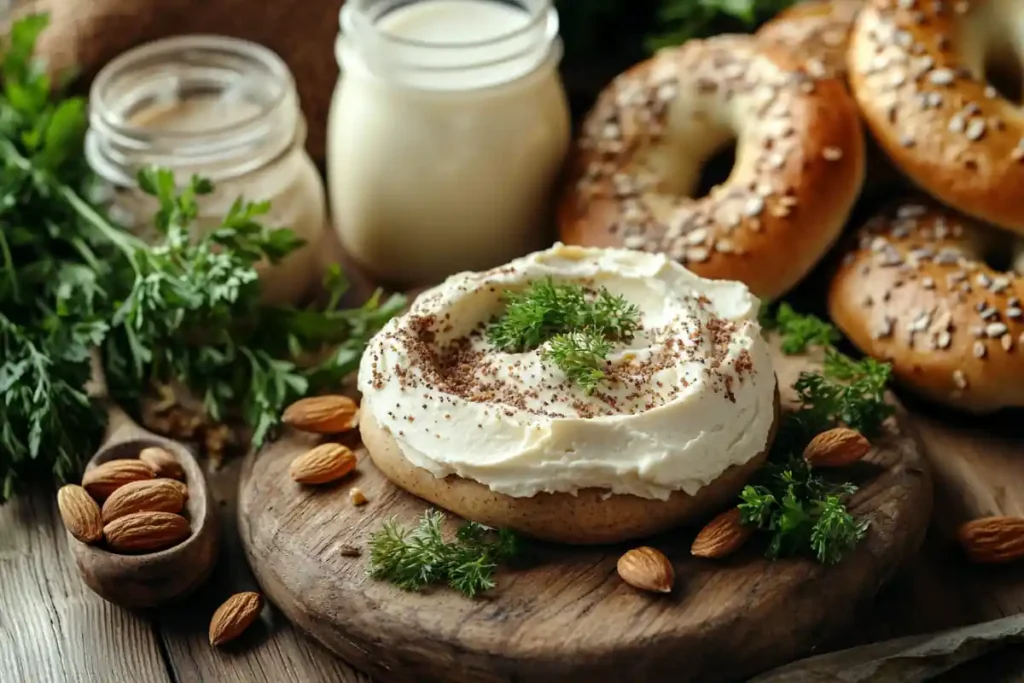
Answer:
[{"xmin": 3, "ymin": 391, "xmax": 1023, "ymax": 682}]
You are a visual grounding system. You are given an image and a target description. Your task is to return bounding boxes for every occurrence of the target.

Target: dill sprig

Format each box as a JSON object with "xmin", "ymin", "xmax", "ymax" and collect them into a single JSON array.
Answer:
[
  {"xmin": 368, "ymin": 510, "xmax": 519, "ymax": 598},
  {"xmin": 740, "ymin": 304, "xmax": 892, "ymax": 565},
  {"xmin": 486, "ymin": 278, "xmax": 639, "ymax": 392},
  {"xmin": 541, "ymin": 331, "xmax": 612, "ymax": 395}
]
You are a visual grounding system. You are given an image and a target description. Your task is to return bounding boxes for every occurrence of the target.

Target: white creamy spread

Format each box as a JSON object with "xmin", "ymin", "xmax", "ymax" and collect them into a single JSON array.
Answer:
[{"xmin": 357, "ymin": 244, "xmax": 776, "ymax": 500}]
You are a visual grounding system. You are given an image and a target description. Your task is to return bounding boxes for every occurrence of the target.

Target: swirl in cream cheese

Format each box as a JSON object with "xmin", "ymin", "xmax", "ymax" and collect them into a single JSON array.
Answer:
[{"xmin": 357, "ymin": 243, "xmax": 776, "ymax": 500}]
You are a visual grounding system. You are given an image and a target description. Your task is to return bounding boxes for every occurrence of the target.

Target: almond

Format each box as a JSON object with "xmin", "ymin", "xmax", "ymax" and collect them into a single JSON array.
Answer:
[
  {"xmin": 138, "ymin": 446, "xmax": 185, "ymax": 480},
  {"xmin": 691, "ymin": 508, "xmax": 754, "ymax": 559},
  {"xmin": 160, "ymin": 478, "xmax": 189, "ymax": 501},
  {"xmin": 290, "ymin": 443, "xmax": 357, "ymax": 485},
  {"xmin": 209, "ymin": 591, "xmax": 264, "ymax": 646},
  {"xmin": 56, "ymin": 484, "xmax": 103, "ymax": 544},
  {"xmin": 282, "ymin": 395, "xmax": 358, "ymax": 434},
  {"xmin": 101, "ymin": 479, "xmax": 186, "ymax": 523},
  {"xmin": 803, "ymin": 427, "xmax": 871, "ymax": 468},
  {"xmin": 82, "ymin": 459, "xmax": 156, "ymax": 500},
  {"xmin": 957, "ymin": 516, "xmax": 1024, "ymax": 564},
  {"xmin": 616, "ymin": 546, "xmax": 674, "ymax": 594},
  {"xmin": 103, "ymin": 511, "xmax": 191, "ymax": 553}
]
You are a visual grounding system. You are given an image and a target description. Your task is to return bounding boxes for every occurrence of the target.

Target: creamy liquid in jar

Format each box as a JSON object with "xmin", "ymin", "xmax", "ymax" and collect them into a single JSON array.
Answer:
[
  {"xmin": 328, "ymin": 0, "xmax": 570, "ymax": 285},
  {"xmin": 87, "ymin": 36, "xmax": 328, "ymax": 306}
]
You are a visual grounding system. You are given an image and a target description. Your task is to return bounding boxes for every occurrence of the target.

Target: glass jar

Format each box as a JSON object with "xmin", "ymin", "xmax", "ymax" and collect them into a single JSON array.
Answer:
[
  {"xmin": 86, "ymin": 35, "xmax": 328, "ymax": 306},
  {"xmin": 328, "ymin": 0, "xmax": 571, "ymax": 286}
]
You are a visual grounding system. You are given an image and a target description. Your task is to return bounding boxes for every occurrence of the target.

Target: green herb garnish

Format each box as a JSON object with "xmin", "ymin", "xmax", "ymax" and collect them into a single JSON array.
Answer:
[
  {"xmin": 772, "ymin": 302, "xmax": 841, "ymax": 355},
  {"xmin": 487, "ymin": 278, "xmax": 639, "ymax": 394},
  {"xmin": 368, "ymin": 510, "xmax": 519, "ymax": 598},
  {"xmin": 739, "ymin": 305, "xmax": 891, "ymax": 564},
  {"xmin": 0, "ymin": 15, "xmax": 403, "ymax": 501},
  {"xmin": 540, "ymin": 331, "xmax": 613, "ymax": 395}
]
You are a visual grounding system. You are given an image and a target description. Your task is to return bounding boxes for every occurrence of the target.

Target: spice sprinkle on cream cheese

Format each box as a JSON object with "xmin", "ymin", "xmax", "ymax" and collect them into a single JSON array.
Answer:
[{"xmin": 357, "ymin": 244, "xmax": 776, "ymax": 500}]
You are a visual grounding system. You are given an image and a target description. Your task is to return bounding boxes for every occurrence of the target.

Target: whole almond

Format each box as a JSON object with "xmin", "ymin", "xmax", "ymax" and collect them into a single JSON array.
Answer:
[
  {"xmin": 57, "ymin": 484, "xmax": 103, "ymax": 544},
  {"xmin": 138, "ymin": 447, "xmax": 185, "ymax": 480},
  {"xmin": 103, "ymin": 511, "xmax": 190, "ymax": 553},
  {"xmin": 957, "ymin": 516, "xmax": 1024, "ymax": 564},
  {"xmin": 290, "ymin": 443, "xmax": 357, "ymax": 485},
  {"xmin": 101, "ymin": 479, "xmax": 186, "ymax": 523},
  {"xmin": 160, "ymin": 478, "xmax": 189, "ymax": 501},
  {"xmin": 616, "ymin": 546, "xmax": 674, "ymax": 594},
  {"xmin": 803, "ymin": 427, "xmax": 871, "ymax": 468},
  {"xmin": 691, "ymin": 508, "xmax": 754, "ymax": 559},
  {"xmin": 209, "ymin": 592, "xmax": 264, "ymax": 646},
  {"xmin": 282, "ymin": 395, "xmax": 358, "ymax": 434},
  {"xmin": 82, "ymin": 460, "xmax": 156, "ymax": 500}
]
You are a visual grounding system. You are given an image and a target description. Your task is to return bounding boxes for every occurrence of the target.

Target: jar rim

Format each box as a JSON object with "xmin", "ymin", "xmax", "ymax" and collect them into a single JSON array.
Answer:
[
  {"xmin": 90, "ymin": 34, "xmax": 294, "ymax": 141},
  {"xmin": 87, "ymin": 34, "xmax": 302, "ymax": 186},
  {"xmin": 340, "ymin": 0, "xmax": 552, "ymax": 51}
]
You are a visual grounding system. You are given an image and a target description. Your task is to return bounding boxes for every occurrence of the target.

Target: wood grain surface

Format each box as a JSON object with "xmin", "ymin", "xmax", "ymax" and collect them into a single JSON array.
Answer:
[{"xmin": 234, "ymin": 338, "xmax": 933, "ymax": 683}]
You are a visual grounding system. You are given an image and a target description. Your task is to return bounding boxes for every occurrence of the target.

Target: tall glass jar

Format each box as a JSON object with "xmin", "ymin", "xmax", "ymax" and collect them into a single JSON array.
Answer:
[
  {"xmin": 328, "ymin": 0, "xmax": 571, "ymax": 286},
  {"xmin": 86, "ymin": 36, "xmax": 327, "ymax": 306}
]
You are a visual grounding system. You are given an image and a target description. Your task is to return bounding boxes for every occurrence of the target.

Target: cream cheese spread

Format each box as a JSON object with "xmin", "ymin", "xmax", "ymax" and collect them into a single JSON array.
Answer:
[{"xmin": 357, "ymin": 244, "xmax": 776, "ymax": 499}]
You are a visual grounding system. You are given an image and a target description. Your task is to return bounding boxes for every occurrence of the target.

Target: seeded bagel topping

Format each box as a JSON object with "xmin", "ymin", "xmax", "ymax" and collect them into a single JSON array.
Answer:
[{"xmin": 830, "ymin": 200, "xmax": 1024, "ymax": 412}]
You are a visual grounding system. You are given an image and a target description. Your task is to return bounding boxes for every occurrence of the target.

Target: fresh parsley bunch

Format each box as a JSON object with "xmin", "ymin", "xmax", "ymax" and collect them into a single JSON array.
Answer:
[
  {"xmin": 738, "ymin": 303, "xmax": 893, "ymax": 565},
  {"xmin": 368, "ymin": 510, "xmax": 519, "ymax": 597},
  {"xmin": 0, "ymin": 14, "xmax": 403, "ymax": 502}
]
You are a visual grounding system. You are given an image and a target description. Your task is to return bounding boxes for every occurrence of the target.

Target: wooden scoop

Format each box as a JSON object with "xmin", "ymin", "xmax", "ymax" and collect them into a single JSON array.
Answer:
[{"xmin": 67, "ymin": 401, "xmax": 221, "ymax": 608}]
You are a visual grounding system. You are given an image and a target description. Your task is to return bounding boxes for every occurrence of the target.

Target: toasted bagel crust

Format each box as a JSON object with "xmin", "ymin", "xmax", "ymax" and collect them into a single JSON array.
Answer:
[
  {"xmin": 558, "ymin": 34, "xmax": 864, "ymax": 301},
  {"xmin": 829, "ymin": 199, "xmax": 1024, "ymax": 413},
  {"xmin": 848, "ymin": 0, "xmax": 1024, "ymax": 232}
]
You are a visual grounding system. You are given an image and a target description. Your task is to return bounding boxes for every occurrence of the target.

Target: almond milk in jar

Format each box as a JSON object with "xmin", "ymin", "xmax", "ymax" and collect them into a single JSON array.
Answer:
[{"xmin": 328, "ymin": 0, "xmax": 570, "ymax": 285}]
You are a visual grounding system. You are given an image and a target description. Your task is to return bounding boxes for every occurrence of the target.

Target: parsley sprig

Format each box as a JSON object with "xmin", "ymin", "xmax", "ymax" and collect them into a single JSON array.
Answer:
[
  {"xmin": 486, "ymin": 278, "xmax": 640, "ymax": 393},
  {"xmin": 0, "ymin": 15, "xmax": 403, "ymax": 501},
  {"xmin": 739, "ymin": 303, "xmax": 892, "ymax": 565},
  {"xmin": 368, "ymin": 510, "xmax": 519, "ymax": 597}
]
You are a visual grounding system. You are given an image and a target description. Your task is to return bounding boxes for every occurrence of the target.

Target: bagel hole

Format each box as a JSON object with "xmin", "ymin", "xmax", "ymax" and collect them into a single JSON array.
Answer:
[
  {"xmin": 983, "ymin": 243, "xmax": 1014, "ymax": 273},
  {"xmin": 983, "ymin": 45, "xmax": 1024, "ymax": 103},
  {"xmin": 694, "ymin": 141, "xmax": 737, "ymax": 199}
]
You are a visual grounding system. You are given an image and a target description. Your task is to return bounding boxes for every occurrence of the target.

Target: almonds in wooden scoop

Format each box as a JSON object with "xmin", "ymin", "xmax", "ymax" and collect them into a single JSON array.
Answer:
[
  {"xmin": 101, "ymin": 479, "xmax": 186, "ymax": 523},
  {"xmin": 209, "ymin": 592, "xmax": 264, "ymax": 646},
  {"xmin": 691, "ymin": 508, "xmax": 754, "ymax": 559},
  {"xmin": 82, "ymin": 459, "xmax": 156, "ymax": 500},
  {"xmin": 138, "ymin": 446, "xmax": 185, "ymax": 480},
  {"xmin": 616, "ymin": 546, "xmax": 674, "ymax": 594},
  {"xmin": 803, "ymin": 427, "xmax": 871, "ymax": 468},
  {"xmin": 282, "ymin": 395, "xmax": 359, "ymax": 434},
  {"xmin": 103, "ymin": 511, "xmax": 191, "ymax": 553},
  {"xmin": 290, "ymin": 443, "xmax": 357, "ymax": 485},
  {"xmin": 57, "ymin": 484, "xmax": 104, "ymax": 544},
  {"xmin": 957, "ymin": 516, "xmax": 1024, "ymax": 564}
]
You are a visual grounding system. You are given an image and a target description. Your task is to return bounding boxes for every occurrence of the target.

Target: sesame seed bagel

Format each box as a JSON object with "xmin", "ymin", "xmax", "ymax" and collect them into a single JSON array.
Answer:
[
  {"xmin": 758, "ymin": 0, "xmax": 865, "ymax": 81},
  {"xmin": 558, "ymin": 34, "xmax": 866, "ymax": 301},
  {"xmin": 360, "ymin": 388, "xmax": 779, "ymax": 545},
  {"xmin": 829, "ymin": 199, "xmax": 1024, "ymax": 413},
  {"xmin": 848, "ymin": 0, "xmax": 1024, "ymax": 232}
]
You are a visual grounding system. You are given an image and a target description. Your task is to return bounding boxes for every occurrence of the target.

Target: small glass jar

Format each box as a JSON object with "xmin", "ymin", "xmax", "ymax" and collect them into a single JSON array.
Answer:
[
  {"xmin": 328, "ymin": 0, "xmax": 571, "ymax": 286},
  {"xmin": 86, "ymin": 35, "xmax": 327, "ymax": 306}
]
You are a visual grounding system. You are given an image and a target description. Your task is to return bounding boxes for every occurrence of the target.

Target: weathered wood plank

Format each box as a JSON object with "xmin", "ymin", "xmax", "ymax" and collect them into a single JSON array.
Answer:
[
  {"xmin": 152, "ymin": 456, "xmax": 370, "ymax": 683},
  {"xmin": 0, "ymin": 492, "xmax": 171, "ymax": 683}
]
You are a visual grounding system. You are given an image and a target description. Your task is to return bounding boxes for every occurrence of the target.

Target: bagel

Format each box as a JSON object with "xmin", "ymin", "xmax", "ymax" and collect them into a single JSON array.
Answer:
[
  {"xmin": 558, "ymin": 34, "xmax": 865, "ymax": 301},
  {"xmin": 361, "ymin": 402, "xmax": 777, "ymax": 545},
  {"xmin": 848, "ymin": 0, "xmax": 1024, "ymax": 232},
  {"xmin": 356, "ymin": 244, "xmax": 781, "ymax": 544},
  {"xmin": 829, "ymin": 199, "xmax": 1024, "ymax": 413},
  {"xmin": 758, "ymin": 0, "xmax": 865, "ymax": 81}
]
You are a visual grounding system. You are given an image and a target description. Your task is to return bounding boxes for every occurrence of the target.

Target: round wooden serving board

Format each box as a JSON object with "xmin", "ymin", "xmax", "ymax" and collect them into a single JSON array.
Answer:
[{"xmin": 238, "ymin": 337, "xmax": 933, "ymax": 683}]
